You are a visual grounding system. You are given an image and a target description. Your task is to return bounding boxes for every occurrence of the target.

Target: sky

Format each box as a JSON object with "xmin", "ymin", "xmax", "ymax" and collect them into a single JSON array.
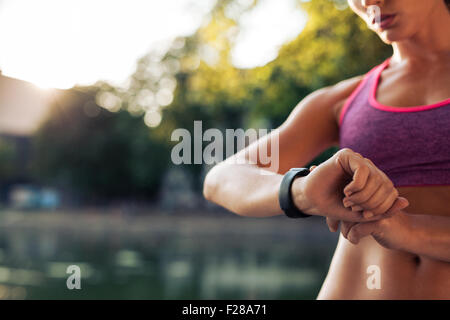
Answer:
[{"xmin": 0, "ymin": 0, "xmax": 307, "ymax": 89}]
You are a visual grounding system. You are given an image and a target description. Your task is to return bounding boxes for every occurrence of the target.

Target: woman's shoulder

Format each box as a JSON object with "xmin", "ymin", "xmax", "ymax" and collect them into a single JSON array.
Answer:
[
  {"xmin": 329, "ymin": 75, "xmax": 366, "ymax": 97},
  {"xmin": 329, "ymin": 60, "xmax": 390, "ymax": 124},
  {"xmin": 320, "ymin": 75, "xmax": 366, "ymax": 126},
  {"xmin": 303, "ymin": 75, "xmax": 365, "ymax": 111}
]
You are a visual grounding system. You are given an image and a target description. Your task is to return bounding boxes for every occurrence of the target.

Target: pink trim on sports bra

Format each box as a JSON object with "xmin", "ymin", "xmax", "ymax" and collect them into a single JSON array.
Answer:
[
  {"xmin": 396, "ymin": 184, "xmax": 450, "ymax": 188},
  {"xmin": 369, "ymin": 58, "xmax": 450, "ymax": 112},
  {"xmin": 338, "ymin": 70, "xmax": 375, "ymax": 126}
]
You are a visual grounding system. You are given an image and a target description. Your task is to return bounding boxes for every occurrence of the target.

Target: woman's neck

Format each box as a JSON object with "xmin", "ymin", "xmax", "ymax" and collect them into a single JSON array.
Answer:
[{"xmin": 392, "ymin": 5, "xmax": 450, "ymax": 65}]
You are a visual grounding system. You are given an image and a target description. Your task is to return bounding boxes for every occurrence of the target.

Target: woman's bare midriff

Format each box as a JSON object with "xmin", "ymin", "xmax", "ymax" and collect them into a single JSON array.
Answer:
[{"xmin": 317, "ymin": 185, "xmax": 450, "ymax": 299}]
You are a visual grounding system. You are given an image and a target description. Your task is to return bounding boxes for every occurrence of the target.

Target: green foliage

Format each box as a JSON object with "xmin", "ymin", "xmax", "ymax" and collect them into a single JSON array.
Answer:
[
  {"xmin": 31, "ymin": 88, "xmax": 170, "ymax": 202},
  {"xmin": 0, "ymin": 137, "xmax": 17, "ymax": 181},
  {"xmin": 144, "ymin": 0, "xmax": 392, "ymax": 132},
  {"xmin": 278, "ymin": 0, "xmax": 392, "ymax": 85},
  {"xmin": 245, "ymin": 0, "xmax": 392, "ymax": 127},
  {"xmin": 29, "ymin": 0, "xmax": 394, "ymax": 200}
]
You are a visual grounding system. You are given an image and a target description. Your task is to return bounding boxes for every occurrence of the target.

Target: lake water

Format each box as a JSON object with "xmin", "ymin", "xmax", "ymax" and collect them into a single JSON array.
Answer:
[{"xmin": 0, "ymin": 210, "xmax": 338, "ymax": 299}]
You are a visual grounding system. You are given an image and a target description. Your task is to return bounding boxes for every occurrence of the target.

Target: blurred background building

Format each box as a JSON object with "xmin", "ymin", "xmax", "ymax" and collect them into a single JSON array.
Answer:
[{"xmin": 0, "ymin": 72, "xmax": 56, "ymax": 208}]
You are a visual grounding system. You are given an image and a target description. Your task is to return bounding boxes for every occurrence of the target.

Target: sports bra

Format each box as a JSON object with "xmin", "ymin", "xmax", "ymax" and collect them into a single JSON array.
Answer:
[{"xmin": 339, "ymin": 58, "xmax": 450, "ymax": 187}]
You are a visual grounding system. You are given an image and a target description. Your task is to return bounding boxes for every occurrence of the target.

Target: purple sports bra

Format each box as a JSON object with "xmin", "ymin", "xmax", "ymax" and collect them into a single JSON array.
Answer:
[{"xmin": 339, "ymin": 58, "xmax": 450, "ymax": 187}]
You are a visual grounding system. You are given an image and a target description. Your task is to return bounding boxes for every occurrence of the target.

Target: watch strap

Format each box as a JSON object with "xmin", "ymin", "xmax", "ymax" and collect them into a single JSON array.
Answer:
[{"xmin": 279, "ymin": 168, "xmax": 312, "ymax": 218}]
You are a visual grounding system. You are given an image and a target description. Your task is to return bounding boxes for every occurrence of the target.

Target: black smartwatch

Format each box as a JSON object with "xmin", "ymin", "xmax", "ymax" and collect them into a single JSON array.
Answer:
[{"xmin": 278, "ymin": 168, "xmax": 312, "ymax": 218}]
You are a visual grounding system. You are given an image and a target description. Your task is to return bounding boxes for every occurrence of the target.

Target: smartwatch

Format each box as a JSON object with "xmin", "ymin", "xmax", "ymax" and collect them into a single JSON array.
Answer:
[{"xmin": 278, "ymin": 168, "xmax": 312, "ymax": 218}]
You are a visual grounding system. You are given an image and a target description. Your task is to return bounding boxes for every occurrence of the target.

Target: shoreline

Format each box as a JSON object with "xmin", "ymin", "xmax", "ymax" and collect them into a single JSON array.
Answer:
[{"xmin": 0, "ymin": 209, "xmax": 336, "ymax": 241}]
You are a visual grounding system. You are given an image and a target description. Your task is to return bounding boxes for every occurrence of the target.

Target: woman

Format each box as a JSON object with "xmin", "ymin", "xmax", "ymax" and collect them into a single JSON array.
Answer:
[{"xmin": 203, "ymin": 0, "xmax": 450, "ymax": 299}]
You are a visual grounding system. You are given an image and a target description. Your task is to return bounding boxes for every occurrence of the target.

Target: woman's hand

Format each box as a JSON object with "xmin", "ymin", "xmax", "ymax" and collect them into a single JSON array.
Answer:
[
  {"xmin": 326, "ymin": 192, "xmax": 409, "ymax": 232},
  {"xmin": 339, "ymin": 210, "xmax": 413, "ymax": 251},
  {"xmin": 341, "ymin": 156, "xmax": 403, "ymax": 218},
  {"xmin": 292, "ymin": 148, "xmax": 407, "ymax": 222}
]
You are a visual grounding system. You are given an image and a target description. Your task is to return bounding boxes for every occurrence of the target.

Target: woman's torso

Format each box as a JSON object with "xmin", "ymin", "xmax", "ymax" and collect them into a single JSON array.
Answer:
[{"xmin": 318, "ymin": 57, "xmax": 450, "ymax": 299}]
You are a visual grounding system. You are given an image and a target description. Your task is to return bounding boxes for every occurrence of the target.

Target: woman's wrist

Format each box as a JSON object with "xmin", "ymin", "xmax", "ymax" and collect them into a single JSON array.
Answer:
[
  {"xmin": 401, "ymin": 212, "xmax": 429, "ymax": 256},
  {"xmin": 291, "ymin": 176, "xmax": 316, "ymax": 216},
  {"xmin": 393, "ymin": 210, "xmax": 420, "ymax": 253}
]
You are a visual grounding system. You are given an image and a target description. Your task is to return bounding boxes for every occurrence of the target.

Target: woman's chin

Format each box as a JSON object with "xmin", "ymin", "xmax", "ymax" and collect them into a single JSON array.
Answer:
[{"xmin": 378, "ymin": 30, "xmax": 405, "ymax": 44}]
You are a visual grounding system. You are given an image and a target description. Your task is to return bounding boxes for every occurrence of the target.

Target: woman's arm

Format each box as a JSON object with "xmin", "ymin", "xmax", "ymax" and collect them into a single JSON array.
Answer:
[
  {"xmin": 204, "ymin": 161, "xmax": 284, "ymax": 217},
  {"xmin": 409, "ymin": 213, "xmax": 450, "ymax": 262},
  {"xmin": 343, "ymin": 210, "xmax": 450, "ymax": 263},
  {"xmin": 203, "ymin": 76, "xmax": 403, "ymax": 220},
  {"xmin": 204, "ymin": 79, "xmax": 358, "ymax": 217}
]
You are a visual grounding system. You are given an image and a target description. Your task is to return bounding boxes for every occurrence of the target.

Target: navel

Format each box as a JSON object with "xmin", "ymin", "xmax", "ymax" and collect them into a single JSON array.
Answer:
[{"xmin": 412, "ymin": 255, "xmax": 421, "ymax": 266}]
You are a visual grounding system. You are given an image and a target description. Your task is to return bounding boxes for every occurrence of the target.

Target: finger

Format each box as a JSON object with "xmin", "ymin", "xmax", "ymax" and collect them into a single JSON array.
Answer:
[
  {"xmin": 347, "ymin": 183, "xmax": 397, "ymax": 215},
  {"xmin": 366, "ymin": 188, "xmax": 399, "ymax": 216},
  {"xmin": 326, "ymin": 217, "xmax": 340, "ymax": 232},
  {"xmin": 342, "ymin": 198, "xmax": 366, "ymax": 212},
  {"xmin": 340, "ymin": 221, "xmax": 357, "ymax": 239},
  {"xmin": 351, "ymin": 205, "xmax": 363, "ymax": 211},
  {"xmin": 336, "ymin": 148, "xmax": 365, "ymax": 173},
  {"xmin": 328, "ymin": 197, "xmax": 370, "ymax": 222},
  {"xmin": 345, "ymin": 173, "xmax": 383, "ymax": 204},
  {"xmin": 343, "ymin": 202, "xmax": 364, "ymax": 212},
  {"xmin": 347, "ymin": 221, "xmax": 379, "ymax": 244},
  {"xmin": 343, "ymin": 164, "xmax": 370, "ymax": 196},
  {"xmin": 363, "ymin": 196, "xmax": 410, "ymax": 221},
  {"xmin": 335, "ymin": 148, "xmax": 369, "ymax": 181},
  {"xmin": 384, "ymin": 197, "xmax": 409, "ymax": 216},
  {"xmin": 330, "ymin": 206, "xmax": 367, "ymax": 222}
]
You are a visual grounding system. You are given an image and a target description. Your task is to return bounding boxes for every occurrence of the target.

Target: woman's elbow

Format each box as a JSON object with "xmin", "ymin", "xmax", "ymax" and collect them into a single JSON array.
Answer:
[
  {"xmin": 203, "ymin": 165, "xmax": 247, "ymax": 216},
  {"xmin": 203, "ymin": 166, "xmax": 219, "ymax": 202}
]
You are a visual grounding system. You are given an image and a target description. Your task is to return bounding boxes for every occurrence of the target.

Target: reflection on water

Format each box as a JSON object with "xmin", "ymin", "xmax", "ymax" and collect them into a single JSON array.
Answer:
[{"xmin": 0, "ymin": 211, "xmax": 338, "ymax": 299}]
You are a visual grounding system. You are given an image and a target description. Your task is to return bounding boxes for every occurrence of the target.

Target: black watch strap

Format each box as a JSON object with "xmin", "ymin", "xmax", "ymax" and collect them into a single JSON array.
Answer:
[{"xmin": 279, "ymin": 168, "xmax": 312, "ymax": 218}]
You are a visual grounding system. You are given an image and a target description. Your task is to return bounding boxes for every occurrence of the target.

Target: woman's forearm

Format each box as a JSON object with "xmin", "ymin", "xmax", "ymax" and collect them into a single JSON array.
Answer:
[
  {"xmin": 406, "ymin": 212, "xmax": 450, "ymax": 262},
  {"xmin": 204, "ymin": 148, "xmax": 400, "ymax": 222},
  {"xmin": 203, "ymin": 162, "xmax": 286, "ymax": 217}
]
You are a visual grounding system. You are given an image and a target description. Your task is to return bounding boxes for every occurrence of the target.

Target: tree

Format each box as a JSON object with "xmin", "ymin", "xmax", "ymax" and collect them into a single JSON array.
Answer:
[
  {"xmin": 30, "ymin": 0, "xmax": 394, "ymax": 200},
  {"xmin": 31, "ymin": 86, "xmax": 170, "ymax": 203}
]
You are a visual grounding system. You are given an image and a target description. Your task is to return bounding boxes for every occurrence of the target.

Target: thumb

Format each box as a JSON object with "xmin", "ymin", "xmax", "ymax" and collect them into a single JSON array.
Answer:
[
  {"xmin": 396, "ymin": 196, "xmax": 409, "ymax": 209},
  {"xmin": 385, "ymin": 196, "xmax": 409, "ymax": 216},
  {"xmin": 326, "ymin": 217, "xmax": 340, "ymax": 232},
  {"xmin": 347, "ymin": 221, "xmax": 379, "ymax": 244},
  {"xmin": 336, "ymin": 148, "xmax": 365, "ymax": 177}
]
